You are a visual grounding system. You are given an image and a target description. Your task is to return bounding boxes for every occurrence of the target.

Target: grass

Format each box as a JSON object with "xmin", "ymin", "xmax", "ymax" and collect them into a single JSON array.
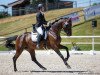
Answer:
[
  {"xmin": 63, "ymin": 44, "xmax": 100, "ymax": 51},
  {"xmin": 0, "ymin": 46, "xmax": 9, "ymax": 51},
  {"xmin": 72, "ymin": 17, "xmax": 100, "ymax": 36},
  {"xmin": 0, "ymin": 44, "xmax": 100, "ymax": 51},
  {"xmin": 0, "ymin": 8, "xmax": 82, "ymax": 36}
]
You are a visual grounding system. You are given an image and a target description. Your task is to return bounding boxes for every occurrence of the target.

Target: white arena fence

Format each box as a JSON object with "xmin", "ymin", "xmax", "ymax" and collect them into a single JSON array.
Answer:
[
  {"xmin": 0, "ymin": 36, "xmax": 100, "ymax": 55},
  {"xmin": 0, "ymin": 37, "xmax": 6, "ymax": 39},
  {"xmin": 61, "ymin": 36, "xmax": 100, "ymax": 51},
  {"xmin": 0, "ymin": 36, "xmax": 100, "ymax": 49}
]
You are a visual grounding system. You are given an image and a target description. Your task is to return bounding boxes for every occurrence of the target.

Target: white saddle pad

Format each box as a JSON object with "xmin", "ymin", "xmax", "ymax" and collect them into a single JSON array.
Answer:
[{"xmin": 31, "ymin": 32, "xmax": 38, "ymax": 42}]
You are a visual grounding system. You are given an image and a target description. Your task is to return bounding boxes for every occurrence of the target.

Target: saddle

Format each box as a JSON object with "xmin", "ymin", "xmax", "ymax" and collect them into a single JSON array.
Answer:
[
  {"xmin": 31, "ymin": 24, "xmax": 51, "ymax": 42},
  {"xmin": 31, "ymin": 32, "xmax": 38, "ymax": 42}
]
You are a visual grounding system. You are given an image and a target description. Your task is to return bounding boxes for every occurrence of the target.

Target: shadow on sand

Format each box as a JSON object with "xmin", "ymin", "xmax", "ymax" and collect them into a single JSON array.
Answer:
[{"xmin": 18, "ymin": 70, "xmax": 88, "ymax": 73}]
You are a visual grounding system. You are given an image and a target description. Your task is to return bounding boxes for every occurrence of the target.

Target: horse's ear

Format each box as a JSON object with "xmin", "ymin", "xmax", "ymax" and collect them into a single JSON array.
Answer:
[
  {"xmin": 68, "ymin": 18, "xmax": 72, "ymax": 22},
  {"xmin": 65, "ymin": 17, "xmax": 69, "ymax": 19}
]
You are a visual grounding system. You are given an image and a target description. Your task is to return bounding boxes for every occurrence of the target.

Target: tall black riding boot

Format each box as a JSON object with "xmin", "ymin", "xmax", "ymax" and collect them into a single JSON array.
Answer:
[
  {"xmin": 43, "ymin": 29, "xmax": 47, "ymax": 49},
  {"xmin": 44, "ymin": 39, "xmax": 47, "ymax": 49},
  {"xmin": 37, "ymin": 34, "xmax": 41, "ymax": 48}
]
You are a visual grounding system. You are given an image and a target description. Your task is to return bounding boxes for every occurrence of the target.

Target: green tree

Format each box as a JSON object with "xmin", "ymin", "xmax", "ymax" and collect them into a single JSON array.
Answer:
[{"xmin": 92, "ymin": 3, "xmax": 97, "ymax": 6}]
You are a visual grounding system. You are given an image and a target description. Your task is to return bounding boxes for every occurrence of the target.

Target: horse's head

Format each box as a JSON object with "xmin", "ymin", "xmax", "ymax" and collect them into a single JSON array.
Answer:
[
  {"xmin": 49, "ymin": 17, "xmax": 72, "ymax": 36},
  {"xmin": 61, "ymin": 17, "xmax": 72, "ymax": 36}
]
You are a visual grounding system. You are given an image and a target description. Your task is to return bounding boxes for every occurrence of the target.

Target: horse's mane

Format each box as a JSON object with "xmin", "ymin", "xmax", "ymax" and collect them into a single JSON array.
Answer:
[
  {"xmin": 49, "ymin": 17, "xmax": 71, "ymax": 28},
  {"xmin": 51, "ymin": 18, "xmax": 61, "ymax": 25}
]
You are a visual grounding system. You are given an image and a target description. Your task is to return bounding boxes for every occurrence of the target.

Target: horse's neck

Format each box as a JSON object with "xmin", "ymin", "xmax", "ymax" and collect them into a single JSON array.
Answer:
[{"xmin": 50, "ymin": 21, "xmax": 62, "ymax": 36}]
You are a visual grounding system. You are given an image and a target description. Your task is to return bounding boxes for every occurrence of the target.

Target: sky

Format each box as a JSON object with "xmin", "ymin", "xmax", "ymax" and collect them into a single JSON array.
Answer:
[
  {"xmin": 0, "ymin": 0, "xmax": 16, "ymax": 5},
  {"xmin": 0, "ymin": 0, "xmax": 16, "ymax": 9}
]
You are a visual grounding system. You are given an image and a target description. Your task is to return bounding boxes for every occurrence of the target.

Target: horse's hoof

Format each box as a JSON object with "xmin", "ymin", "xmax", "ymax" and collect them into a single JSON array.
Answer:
[
  {"xmin": 42, "ymin": 67, "xmax": 47, "ymax": 70},
  {"xmin": 14, "ymin": 69, "xmax": 17, "ymax": 72},
  {"xmin": 67, "ymin": 65, "xmax": 71, "ymax": 69},
  {"xmin": 64, "ymin": 62, "xmax": 71, "ymax": 69},
  {"xmin": 65, "ymin": 58, "xmax": 68, "ymax": 61}
]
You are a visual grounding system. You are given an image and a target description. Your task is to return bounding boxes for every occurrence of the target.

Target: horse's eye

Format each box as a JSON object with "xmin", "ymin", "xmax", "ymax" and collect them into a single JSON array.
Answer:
[{"xmin": 63, "ymin": 24, "xmax": 67, "ymax": 28}]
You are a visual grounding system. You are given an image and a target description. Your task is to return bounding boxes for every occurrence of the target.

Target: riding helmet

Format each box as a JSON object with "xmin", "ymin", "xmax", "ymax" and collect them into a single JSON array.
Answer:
[{"xmin": 38, "ymin": 4, "xmax": 43, "ymax": 10}]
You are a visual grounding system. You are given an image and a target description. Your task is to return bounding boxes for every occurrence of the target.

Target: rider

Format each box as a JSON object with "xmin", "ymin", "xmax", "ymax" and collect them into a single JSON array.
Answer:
[{"xmin": 35, "ymin": 4, "xmax": 47, "ymax": 48}]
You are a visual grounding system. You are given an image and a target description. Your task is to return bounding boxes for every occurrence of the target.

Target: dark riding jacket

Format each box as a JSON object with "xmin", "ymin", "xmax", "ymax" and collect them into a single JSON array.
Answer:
[{"xmin": 35, "ymin": 12, "xmax": 47, "ymax": 27}]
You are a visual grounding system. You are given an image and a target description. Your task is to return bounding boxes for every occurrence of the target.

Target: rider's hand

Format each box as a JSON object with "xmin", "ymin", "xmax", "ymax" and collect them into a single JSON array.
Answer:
[{"xmin": 47, "ymin": 21, "xmax": 52, "ymax": 26}]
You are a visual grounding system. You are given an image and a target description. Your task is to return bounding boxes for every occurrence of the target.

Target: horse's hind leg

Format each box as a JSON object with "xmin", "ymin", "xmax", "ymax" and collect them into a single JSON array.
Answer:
[
  {"xmin": 28, "ymin": 49, "xmax": 47, "ymax": 70},
  {"xmin": 13, "ymin": 48, "xmax": 23, "ymax": 72}
]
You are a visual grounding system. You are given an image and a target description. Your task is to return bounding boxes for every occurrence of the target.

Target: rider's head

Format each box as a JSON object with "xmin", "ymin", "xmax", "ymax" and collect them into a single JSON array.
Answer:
[{"xmin": 37, "ymin": 4, "xmax": 44, "ymax": 12}]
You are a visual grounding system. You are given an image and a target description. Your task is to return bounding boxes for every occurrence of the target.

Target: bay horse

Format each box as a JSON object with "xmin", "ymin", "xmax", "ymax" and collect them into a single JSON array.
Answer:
[{"xmin": 6, "ymin": 17, "xmax": 72, "ymax": 71}]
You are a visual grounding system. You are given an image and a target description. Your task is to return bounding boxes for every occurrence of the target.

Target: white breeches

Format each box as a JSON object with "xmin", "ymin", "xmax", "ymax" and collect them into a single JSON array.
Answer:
[{"xmin": 36, "ymin": 26, "xmax": 43, "ymax": 35}]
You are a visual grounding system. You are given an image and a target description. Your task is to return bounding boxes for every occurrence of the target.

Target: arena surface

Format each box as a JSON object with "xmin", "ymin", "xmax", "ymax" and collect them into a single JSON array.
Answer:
[{"xmin": 0, "ymin": 50, "xmax": 100, "ymax": 75}]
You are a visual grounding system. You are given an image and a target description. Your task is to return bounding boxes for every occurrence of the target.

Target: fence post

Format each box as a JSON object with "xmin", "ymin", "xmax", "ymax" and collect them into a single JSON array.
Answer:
[
  {"xmin": 90, "ymin": 20, "xmax": 97, "ymax": 55},
  {"xmin": 92, "ymin": 28, "xmax": 94, "ymax": 51},
  {"xmin": 90, "ymin": 29, "xmax": 96, "ymax": 55}
]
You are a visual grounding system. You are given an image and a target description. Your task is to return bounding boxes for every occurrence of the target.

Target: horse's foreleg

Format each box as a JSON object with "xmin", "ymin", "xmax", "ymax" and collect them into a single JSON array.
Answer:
[
  {"xmin": 52, "ymin": 45, "xmax": 71, "ymax": 69},
  {"xmin": 59, "ymin": 45, "xmax": 71, "ymax": 69},
  {"xmin": 59, "ymin": 45, "xmax": 70, "ymax": 61},
  {"xmin": 13, "ymin": 49, "xmax": 23, "ymax": 72},
  {"xmin": 29, "ymin": 49, "xmax": 47, "ymax": 70},
  {"xmin": 52, "ymin": 46, "xmax": 65, "ymax": 63},
  {"xmin": 55, "ymin": 49, "xmax": 65, "ymax": 61}
]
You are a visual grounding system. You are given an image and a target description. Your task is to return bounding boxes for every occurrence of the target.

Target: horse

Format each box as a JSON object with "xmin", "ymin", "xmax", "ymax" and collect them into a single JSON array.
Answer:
[{"xmin": 5, "ymin": 17, "xmax": 72, "ymax": 71}]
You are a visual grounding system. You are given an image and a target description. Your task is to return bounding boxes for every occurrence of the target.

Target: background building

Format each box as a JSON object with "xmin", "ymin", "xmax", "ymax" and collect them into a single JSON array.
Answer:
[
  {"xmin": 8, "ymin": 0, "xmax": 73, "ymax": 16},
  {"xmin": 0, "ymin": 0, "xmax": 100, "ymax": 16}
]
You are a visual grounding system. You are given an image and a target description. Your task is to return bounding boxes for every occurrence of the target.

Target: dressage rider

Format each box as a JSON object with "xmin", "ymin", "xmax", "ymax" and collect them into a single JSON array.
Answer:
[{"xmin": 35, "ymin": 4, "xmax": 47, "ymax": 48}]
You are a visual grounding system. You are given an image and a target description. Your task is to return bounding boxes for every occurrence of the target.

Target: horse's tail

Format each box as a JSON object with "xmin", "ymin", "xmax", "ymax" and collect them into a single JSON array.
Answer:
[{"xmin": 5, "ymin": 35, "xmax": 18, "ymax": 50}]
